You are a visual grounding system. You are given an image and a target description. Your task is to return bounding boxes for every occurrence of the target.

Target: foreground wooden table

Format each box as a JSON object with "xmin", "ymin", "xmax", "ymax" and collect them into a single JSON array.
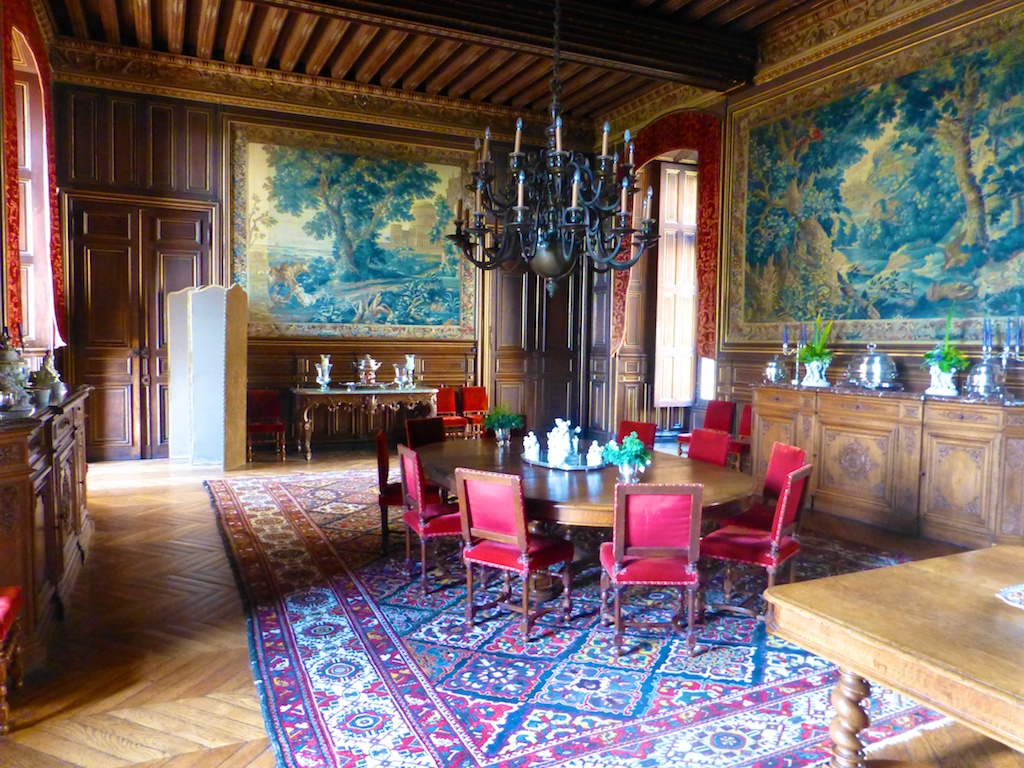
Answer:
[
  {"xmin": 416, "ymin": 437, "xmax": 755, "ymax": 527},
  {"xmin": 764, "ymin": 546, "xmax": 1024, "ymax": 768}
]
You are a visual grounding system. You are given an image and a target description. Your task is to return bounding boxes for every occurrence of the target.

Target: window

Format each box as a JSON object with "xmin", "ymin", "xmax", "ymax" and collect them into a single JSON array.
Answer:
[{"xmin": 653, "ymin": 162, "xmax": 698, "ymax": 407}]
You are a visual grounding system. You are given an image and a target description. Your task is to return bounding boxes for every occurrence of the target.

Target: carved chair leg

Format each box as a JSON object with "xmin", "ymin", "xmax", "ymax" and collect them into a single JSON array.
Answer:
[
  {"xmin": 612, "ymin": 585, "xmax": 626, "ymax": 656},
  {"xmin": 246, "ymin": 437, "xmax": 253, "ymax": 462},
  {"xmin": 600, "ymin": 571, "xmax": 611, "ymax": 627},
  {"xmin": 420, "ymin": 537, "xmax": 429, "ymax": 592},
  {"xmin": 8, "ymin": 620, "xmax": 21, "ymax": 691},
  {"xmin": 685, "ymin": 584, "xmax": 698, "ymax": 656},
  {"xmin": 465, "ymin": 563, "xmax": 475, "ymax": 627},
  {"xmin": 520, "ymin": 573, "xmax": 532, "ymax": 639},
  {"xmin": 788, "ymin": 555, "xmax": 799, "ymax": 585},
  {"xmin": 405, "ymin": 526, "xmax": 413, "ymax": 578},
  {"xmin": 560, "ymin": 567, "xmax": 572, "ymax": 622}
]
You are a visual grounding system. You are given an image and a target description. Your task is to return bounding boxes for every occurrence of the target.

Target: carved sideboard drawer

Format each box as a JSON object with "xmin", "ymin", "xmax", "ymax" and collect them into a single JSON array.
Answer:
[
  {"xmin": 818, "ymin": 393, "xmax": 901, "ymax": 420},
  {"xmin": 924, "ymin": 403, "xmax": 1003, "ymax": 429}
]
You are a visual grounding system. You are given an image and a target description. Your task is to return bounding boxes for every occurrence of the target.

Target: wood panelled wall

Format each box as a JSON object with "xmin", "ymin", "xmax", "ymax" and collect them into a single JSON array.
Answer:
[{"xmin": 54, "ymin": 83, "xmax": 597, "ymax": 453}]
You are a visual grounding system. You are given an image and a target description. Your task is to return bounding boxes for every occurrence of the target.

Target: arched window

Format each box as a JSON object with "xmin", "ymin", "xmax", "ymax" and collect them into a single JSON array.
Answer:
[{"xmin": 12, "ymin": 27, "xmax": 61, "ymax": 352}]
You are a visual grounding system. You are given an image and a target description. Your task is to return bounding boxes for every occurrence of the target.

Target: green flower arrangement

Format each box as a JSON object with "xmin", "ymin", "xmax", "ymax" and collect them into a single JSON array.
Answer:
[
  {"xmin": 923, "ymin": 307, "xmax": 969, "ymax": 373},
  {"xmin": 483, "ymin": 403, "xmax": 524, "ymax": 431},
  {"xmin": 796, "ymin": 315, "xmax": 834, "ymax": 365},
  {"xmin": 601, "ymin": 432, "xmax": 652, "ymax": 468}
]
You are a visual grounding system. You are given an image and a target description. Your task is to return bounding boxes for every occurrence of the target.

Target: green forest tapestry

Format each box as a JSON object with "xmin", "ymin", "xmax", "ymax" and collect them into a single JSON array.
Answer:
[
  {"xmin": 732, "ymin": 14, "xmax": 1024, "ymax": 345},
  {"xmin": 231, "ymin": 124, "xmax": 474, "ymax": 340}
]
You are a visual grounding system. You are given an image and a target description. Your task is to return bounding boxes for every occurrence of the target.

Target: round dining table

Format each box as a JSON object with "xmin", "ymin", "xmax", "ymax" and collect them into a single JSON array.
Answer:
[{"xmin": 415, "ymin": 438, "xmax": 756, "ymax": 528}]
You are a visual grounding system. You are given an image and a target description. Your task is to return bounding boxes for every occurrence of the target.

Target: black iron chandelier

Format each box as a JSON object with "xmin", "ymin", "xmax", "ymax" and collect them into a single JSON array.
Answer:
[{"xmin": 447, "ymin": 0, "xmax": 657, "ymax": 296}]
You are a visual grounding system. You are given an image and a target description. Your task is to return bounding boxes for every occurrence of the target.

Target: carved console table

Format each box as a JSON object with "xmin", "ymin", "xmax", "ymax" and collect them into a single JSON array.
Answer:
[
  {"xmin": 291, "ymin": 386, "xmax": 438, "ymax": 460},
  {"xmin": 751, "ymin": 384, "xmax": 1024, "ymax": 548}
]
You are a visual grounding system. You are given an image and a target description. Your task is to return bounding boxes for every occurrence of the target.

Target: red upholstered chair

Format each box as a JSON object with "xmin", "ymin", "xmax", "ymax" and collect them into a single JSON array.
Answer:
[
  {"xmin": 246, "ymin": 389, "xmax": 286, "ymax": 461},
  {"xmin": 398, "ymin": 445, "xmax": 462, "ymax": 592},
  {"xmin": 727, "ymin": 441, "xmax": 807, "ymax": 531},
  {"xmin": 405, "ymin": 416, "xmax": 447, "ymax": 449},
  {"xmin": 455, "ymin": 468, "xmax": 573, "ymax": 639},
  {"xmin": 436, "ymin": 386, "xmax": 469, "ymax": 439},
  {"xmin": 616, "ymin": 420, "xmax": 657, "ymax": 448},
  {"xmin": 0, "ymin": 586, "xmax": 24, "ymax": 735},
  {"xmin": 376, "ymin": 430, "xmax": 408, "ymax": 554},
  {"xmin": 599, "ymin": 483, "xmax": 704, "ymax": 656},
  {"xmin": 701, "ymin": 463, "xmax": 813, "ymax": 617},
  {"xmin": 686, "ymin": 428, "xmax": 731, "ymax": 467},
  {"xmin": 677, "ymin": 400, "xmax": 735, "ymax": 455},
  {"xmin": 459, "ymin": 386, "xmax": 489, "ymax": 438},
  {"xmin": 726, "ymin": 403, "xmax": 753, "ymax": 469}
]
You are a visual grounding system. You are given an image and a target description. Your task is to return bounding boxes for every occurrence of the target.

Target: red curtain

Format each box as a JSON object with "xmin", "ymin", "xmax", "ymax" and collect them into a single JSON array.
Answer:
[
  {"xmin": 1, "ymin": 0, "xmax": 66, "ymax": 344},
  {"xmin": 611, "ymin": 111, "xmax": 722, "ymax": 360}
]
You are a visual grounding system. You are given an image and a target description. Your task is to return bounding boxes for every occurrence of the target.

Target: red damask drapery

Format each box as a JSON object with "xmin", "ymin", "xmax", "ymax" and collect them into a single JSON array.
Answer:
[
  {"xmin": 610, "ymin": 111, "xmax": 722, "ymax": 360},
  {"xmin": 1, "ymin": 0, "xmax": 67, "ymax": 344}
]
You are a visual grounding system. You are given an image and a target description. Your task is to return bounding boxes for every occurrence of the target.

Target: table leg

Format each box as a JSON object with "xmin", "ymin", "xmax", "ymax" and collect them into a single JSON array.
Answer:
[
  {"xmin": 301, "ymin": 406, "xmax": 314, "ymax": 461},
  {"xmin": 829, "ymin": 668, "xmax": 872, "ymax": 768}
]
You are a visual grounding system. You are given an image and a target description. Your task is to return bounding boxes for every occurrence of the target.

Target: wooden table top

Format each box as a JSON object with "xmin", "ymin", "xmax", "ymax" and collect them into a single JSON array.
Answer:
[
  {"xmin": 764, "ymin": 545, "xmax": 1024, "ymax": 753},
  {"xmin": 415, "ymin": 438, "xmax": 755, "ymax": 528}
]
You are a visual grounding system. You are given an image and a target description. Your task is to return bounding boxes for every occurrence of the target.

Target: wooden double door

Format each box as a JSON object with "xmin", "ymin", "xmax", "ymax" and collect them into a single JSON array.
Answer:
[{"xmin": 69, "ymin": 197, "xmax": 216, "ymax": 460}]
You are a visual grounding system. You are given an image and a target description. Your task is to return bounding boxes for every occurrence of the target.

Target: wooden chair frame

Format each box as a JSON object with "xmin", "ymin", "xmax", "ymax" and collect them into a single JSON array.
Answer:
[
  {"xmin": 376, "ymin": 430, "xmax": 404, "ymax": 555},
  {"xmin": 600, "ymin": 482, "xmax": 704, "ymax": 656},
  {"xmin": 455, "ymin": 467, "xmax": 572, "ymax": 640},
  {"xmin": 398, "ymin": 444, "xmax": 461, "ymax": 592}
]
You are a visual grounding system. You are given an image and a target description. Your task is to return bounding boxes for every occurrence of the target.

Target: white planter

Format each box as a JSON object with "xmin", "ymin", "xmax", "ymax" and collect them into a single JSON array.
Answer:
[
  {"xmin": 801, "ymin": 360, "xmax": 831, "ymax": 388},
  {"xmin": 925, "ymin": 364, "xmax": 958, "ymax": 397}
]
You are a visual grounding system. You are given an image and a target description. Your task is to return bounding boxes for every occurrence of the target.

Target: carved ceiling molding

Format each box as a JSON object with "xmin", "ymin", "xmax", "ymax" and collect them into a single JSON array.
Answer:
[
  {"xmin": 47, "ymin": 39, "xmax": 590, "ymax": 145},
  {"xmin": 603, "ymin": 82, "xmax": 723, "ymax": 139},
  {"xmin": 27, "ymin": 0, "xmax": 56, "ymax": 43},
  {"xmin": 756, "ymin": 0, "xmax": 1011, "ymax": 84}
]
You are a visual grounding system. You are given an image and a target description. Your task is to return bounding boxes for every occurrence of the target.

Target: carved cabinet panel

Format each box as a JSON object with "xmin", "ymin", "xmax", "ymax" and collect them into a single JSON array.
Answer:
[
  {"xmin": 814, "ymin": 393, "xmax": 921, "ymax": 534},
  {"xmin": 751, "ymin": 387, "xmax": 815, "ymax": 491},
  {"xmin": 920, "ymin": 403, "xmax": 1003, "ymax": 548}
]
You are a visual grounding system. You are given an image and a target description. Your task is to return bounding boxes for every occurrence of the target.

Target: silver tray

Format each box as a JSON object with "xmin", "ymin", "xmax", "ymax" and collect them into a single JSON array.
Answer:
[{"xmin": 521, "ymin": 451, "xmax": 606, "ymax": 471}]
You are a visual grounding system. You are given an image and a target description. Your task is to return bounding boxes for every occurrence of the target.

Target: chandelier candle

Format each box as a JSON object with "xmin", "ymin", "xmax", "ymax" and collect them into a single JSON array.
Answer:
[{"xmin": 446, "ymin": 0, "xmax": 657, "ymax": 296}]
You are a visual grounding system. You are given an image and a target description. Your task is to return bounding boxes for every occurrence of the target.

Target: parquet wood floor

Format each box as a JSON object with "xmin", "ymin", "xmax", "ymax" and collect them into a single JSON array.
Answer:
[{"xmin": 0, "ymin": 446, "xmax": 1019, "ymax": 767}]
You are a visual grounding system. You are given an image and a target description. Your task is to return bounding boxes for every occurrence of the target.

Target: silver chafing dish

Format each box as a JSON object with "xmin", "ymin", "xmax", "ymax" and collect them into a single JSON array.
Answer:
[
  {"xmin": 842, "ymin": 343, "xmax": 903, "ymax": 390},
  {"xmin": 963, "ymin": 356, "xmax": 1008, "ymax": 401}
]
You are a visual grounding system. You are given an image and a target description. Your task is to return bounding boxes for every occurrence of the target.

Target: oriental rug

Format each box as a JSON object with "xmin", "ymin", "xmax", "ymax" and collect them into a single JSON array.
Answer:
[{"xmin": 207, "ymin": 470, "xmax": 940, "ymax": 768}]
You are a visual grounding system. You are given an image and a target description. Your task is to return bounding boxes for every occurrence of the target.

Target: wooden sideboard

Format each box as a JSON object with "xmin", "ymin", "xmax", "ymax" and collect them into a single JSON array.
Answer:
[
  {"xmin": 0, "ymin": 387, "xmax": 91, "ymax": 669},
  {"xmin": 751, "ymin": 385, "xmax": 1024, "ymax": 548}
]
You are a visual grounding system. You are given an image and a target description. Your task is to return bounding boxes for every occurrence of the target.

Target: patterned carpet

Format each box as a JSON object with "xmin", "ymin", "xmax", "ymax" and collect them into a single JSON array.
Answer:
[{"xmin": 207, "ymin": 469, "xmax": 939, "ymax": 768}]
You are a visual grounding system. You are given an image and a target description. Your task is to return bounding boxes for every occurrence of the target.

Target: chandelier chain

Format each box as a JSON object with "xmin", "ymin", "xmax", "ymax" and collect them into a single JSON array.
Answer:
[{"xmin": 550, "ymin": 0, "xmax": 562, "ymax": 111}]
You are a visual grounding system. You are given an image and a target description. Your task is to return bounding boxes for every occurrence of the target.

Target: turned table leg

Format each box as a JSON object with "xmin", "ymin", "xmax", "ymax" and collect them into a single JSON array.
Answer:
[
  {"xmin": 301, "ymin": 405, "xmax": 314, "ymax": 461},
  {"xmin": 829, "ymin": 668, "xmax": 873, "ymax": 768}
]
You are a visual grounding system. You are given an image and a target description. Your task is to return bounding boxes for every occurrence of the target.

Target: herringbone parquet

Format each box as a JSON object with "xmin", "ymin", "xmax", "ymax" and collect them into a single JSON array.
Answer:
[{"xmin": 0, "ymin": 446, "xmax": 1019, "ymax": 767}]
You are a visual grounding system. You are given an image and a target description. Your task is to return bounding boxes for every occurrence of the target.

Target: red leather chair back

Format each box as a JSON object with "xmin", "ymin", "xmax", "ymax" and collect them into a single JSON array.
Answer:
[
  {"xmin": 763, "ymin": 442, "xmax": 807, "ymax": 501},
  {"xmin": 246, "ymin": 389, "xmax": 282, "ymax": 423},
  {"xmin": 616, "ymin": 420, "xmax": 657, "ymax": 448},
  {"xmin": 771, "ymin": 464, "xmax": 814, "ymax": 541},
  {"xmin": 405, "ymin": 417, "xmax": 446, "ymax": 449},
  {"xmin": 612, "ymin": 483, "xmax": 703, "ymax": 563},
  {"xmin": 686, "ymin": 428, "xmax": 730, "ymax": 466},
  {"xmin": 703, "ymin": 400, "xmax": 735, "ymax": 433},
  {"xmin": 455, "ymin": 468, "xmax": 527, "ymax": 549},
  {"xmin": 737, "ymin": 404, "xmax": 752, "ymax": 438},
  {"xmin": 436, "ymin": 386, "xmax": 459, "ymax": 416},
  {"xmin": 398, "ymin": 444, "xmax": 429, "ymax": 518},
  {"xmin": 460, "ymin": 386, "xmax": 489, "ymax": 414}
]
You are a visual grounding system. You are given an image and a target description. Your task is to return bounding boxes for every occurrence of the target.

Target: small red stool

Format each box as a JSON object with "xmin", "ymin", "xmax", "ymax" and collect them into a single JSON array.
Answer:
[{"xmin": 0, "ymin": 586, "xmax": 24, "ymax": 735}]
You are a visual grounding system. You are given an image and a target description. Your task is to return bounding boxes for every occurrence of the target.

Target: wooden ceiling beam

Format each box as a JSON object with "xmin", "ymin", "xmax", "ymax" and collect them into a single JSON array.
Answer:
[
  {"xmin": 63, "ymin": 0, "xmax": 90, "ymax": 38},
  {"xmin": 378, "ymin": 34, "xmax": 433, "ymax": 88},
  {"xmin": 423, "ymin": 43, "xmax": 485, "ymax": 95},
  {"xmin": 400, "ymin": 38, "xmax": 460, "ymax": 91},
  {"xmin": 330, "ymin": 24, "xmax": 373, "ymax": 79},
  {"xmin": 354, "ymin": 28, "xmax": 408, "ymax": 83},
  {"xmin": 223, "ymin": 0, "xmax": 255, "ymax": 64},
  {"xmin": 511, "ymin": 61, "xmax": 583, "ymax": 109},
  {"xmin": 470, "ymin": 53, "xmax": 534, "ymax": 102},
  {"xmin": 251, "ymin": 6, "xmax": 288, "ymax": 67},
  {"xmin": 444, "ymin": 47, "xmax": 515, "ymax": 99},
  {"xmin": 304, "ymin": 18, "xmax": 346, "ymax": 75},
  {"xmin": 166, "ymin": 0, "xmax": 186, "ymax": 54},
  {"xmin": 278, "ymin": 12, "xmax": 318, "ymax": 72},
  {"xmin": 239, "ymin": 0, "xmax": 756, "ymax": 90},
  {"xmin": 130, "ymin": 0, "xmax": 152, "ymax": 48},
  {"xmin": 96, "ymin": 0, "xmax": 121, "ymax": 45},
  {"xmin": 195, "ymin": 0, "xmax": 223, "ymax": 58}
]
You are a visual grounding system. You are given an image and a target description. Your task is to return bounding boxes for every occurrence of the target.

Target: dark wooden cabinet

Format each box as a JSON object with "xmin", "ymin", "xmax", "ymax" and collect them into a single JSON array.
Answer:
[{"xmin": 0, "ymin": 388, "xmax": 91, "ymax": 669}]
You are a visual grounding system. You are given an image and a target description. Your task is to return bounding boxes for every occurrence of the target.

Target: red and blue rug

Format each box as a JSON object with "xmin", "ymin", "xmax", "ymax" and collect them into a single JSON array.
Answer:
[{"xmin": 207, "ymin": 469, "xmax": 939, "ymax": 768}]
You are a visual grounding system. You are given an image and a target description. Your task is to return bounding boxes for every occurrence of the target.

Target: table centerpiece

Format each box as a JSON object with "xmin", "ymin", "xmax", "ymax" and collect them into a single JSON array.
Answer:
[{"xmin": 601, "ymin": 431, "xmax": 652, "ymax": 483}]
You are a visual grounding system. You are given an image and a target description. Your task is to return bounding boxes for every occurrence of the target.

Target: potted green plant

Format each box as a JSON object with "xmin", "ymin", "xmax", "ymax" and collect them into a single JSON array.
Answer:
[
  {"xmin": 483, "ymin": 403, "xmax": 524, "ymax": 445},
  {"xmin": 923, "ymin": 308, "xmax": 969, "ymax": 396},
  {"xmin": 601, "ymin": 432, "xmax": 652, "ymax": 483},
  {"xmin": 796, "ymin": 315, "xmax": 834, "ymax": 387}
]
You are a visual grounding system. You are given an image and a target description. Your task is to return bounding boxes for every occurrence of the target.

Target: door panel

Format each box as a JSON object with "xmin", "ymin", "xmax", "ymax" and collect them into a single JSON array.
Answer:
[
  {"xmin": 71, "ymin": 200, "xmax": 141, "ymax": 460},
  {"xmin": 143, "ymin": 207, "xmax": 212, "ymax": 458}
]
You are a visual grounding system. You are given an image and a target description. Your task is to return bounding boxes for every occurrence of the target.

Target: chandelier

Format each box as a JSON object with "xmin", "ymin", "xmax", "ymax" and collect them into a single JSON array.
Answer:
[{"xmin": 447, "ymin": 0, "xmax": 657, "ymax": 296}]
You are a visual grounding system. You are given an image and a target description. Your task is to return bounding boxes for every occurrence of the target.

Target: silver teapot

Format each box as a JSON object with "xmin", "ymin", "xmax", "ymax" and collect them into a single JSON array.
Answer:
[
  {"xmin": 763, "ymin": 356, "xmax": 789, "ymax": 384},
  {"xmin": 356, "ymin": 354, "xmax": 381, "ymax": 385}
]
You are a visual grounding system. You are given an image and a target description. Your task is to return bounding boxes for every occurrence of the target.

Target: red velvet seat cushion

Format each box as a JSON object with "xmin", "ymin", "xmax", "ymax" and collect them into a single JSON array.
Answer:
[
  {"xmin": 724, "ymin": 500, "xmax": 773, "ymax": 531},
  {"xmin": 598, "ymin": 542, "xmax": 699, "ymax": 586},
  {"xmin": 247, "ymin": 422, "xmax": 285, "ymax": 434},
  {"xmin": 0, "ymin": 586, "xmax": 23, "ymax": 640},
  {"xmin": 441, "ymin": 415, "xmax": 468, "ymax": 428},
  {"xmin": 403, "ymin": 504, "xmax": 461, "ymax": 538},
  {"xmin": 464, "ymin": 536, "xmax": 573, "ymax": 572},
  {"xmin": 727, "ymin": 436, "xmax": 751, "ymax": 455},
  {"xmin": 700, "ymin": 525, "xmax": 800, "ymax": 568}
]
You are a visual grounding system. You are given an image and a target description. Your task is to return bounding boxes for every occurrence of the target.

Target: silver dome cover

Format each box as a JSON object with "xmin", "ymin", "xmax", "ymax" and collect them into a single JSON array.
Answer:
[{"xmin": 844, "ymin": 344, "xmax": 901, "ymax": 389}]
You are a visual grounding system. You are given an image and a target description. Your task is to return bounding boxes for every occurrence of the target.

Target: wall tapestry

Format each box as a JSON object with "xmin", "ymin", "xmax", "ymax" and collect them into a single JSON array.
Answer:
[
  {"xmin": 724, "ymin": 8, "xmax": 1024, "ymax": 347},
  {"xmin": 230, "ymin": 123, "xmax": 475, "ymax": 340}
]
